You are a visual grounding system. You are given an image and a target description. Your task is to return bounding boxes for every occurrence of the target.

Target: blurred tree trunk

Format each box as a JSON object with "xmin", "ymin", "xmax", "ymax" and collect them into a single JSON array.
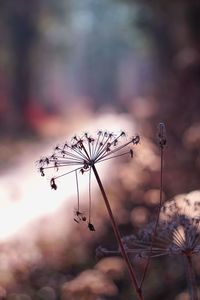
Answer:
[{"xmin": 8, "ymin": 0, "xmax": 39, "ymax": 134}]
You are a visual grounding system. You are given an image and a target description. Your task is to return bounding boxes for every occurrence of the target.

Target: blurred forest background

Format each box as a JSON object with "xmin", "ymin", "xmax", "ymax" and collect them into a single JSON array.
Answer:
[{"xmin": 0, "ymin": 0, "xmax": 200, "ymax": 299}]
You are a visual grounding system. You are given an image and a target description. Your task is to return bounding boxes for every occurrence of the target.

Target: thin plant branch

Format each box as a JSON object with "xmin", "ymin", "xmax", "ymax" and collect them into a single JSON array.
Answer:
[
  {"xmin": 140, "ymin": 123, "xmax": 166, "ymax": 288},
  {"xmin": 75, "ymin": 170, "xmax": 80, "ymax": 211},
  {"xmin": 185, "ymin": 256, "xmax": 199, "ymax": 300},
  {"xmin": 88, "ymin": 168, "xmax": 92, "ymax": 223},
  {"xmin": 92, "ymin": 164, "xmax": 144, "ymax": 300}
]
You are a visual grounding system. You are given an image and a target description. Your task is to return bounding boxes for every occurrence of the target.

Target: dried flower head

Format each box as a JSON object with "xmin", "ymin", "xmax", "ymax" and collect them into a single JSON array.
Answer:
[
  {"xmin": 37, "ymin": 130, "xmax": 139, "ymax": 230},
  {"xmin": 157, "ymin": 122, "xmax": 167, "ymax": 149},
  {"xmin": 123, "ymin": 192, "xmax": 200, "ymax": 258}
]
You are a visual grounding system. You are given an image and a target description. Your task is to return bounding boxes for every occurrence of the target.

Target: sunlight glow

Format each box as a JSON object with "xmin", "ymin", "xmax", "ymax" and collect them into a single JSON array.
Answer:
[{"xmin": 0, "ymin": 112, "xmax": 134, "ymax": 241}]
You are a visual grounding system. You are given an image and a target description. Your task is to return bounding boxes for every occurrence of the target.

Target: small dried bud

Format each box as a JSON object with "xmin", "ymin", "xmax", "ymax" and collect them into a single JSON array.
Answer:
[
  {"xmin": 74, "ymin": 210, "xmax": 87, "ymax": 223},
  {"xmin": 40, "ymin": 167, "xmax": 45, "ymax": 177},
  {"xmin": 50, "ymin": 178, "xmax": 57, "ymax": 190},
  {"xmin": 83, "ymin": 161, "xmax": 89, "ymax": 169},
  {"xmin": 113, "ymin": 139, "xmax": 118, "ymax": 146},
  {"xmin": 45, "ymin": 157, "xmax": 49, "ymax": 164},
  {"xmin": 157, "ymin": 123, "xmax": 167, "ymax": 149},
  {"xmin": 132, "ymin": 135, "xmax": 140, "ymax": 145},
  {"xmin": 106, "ymin": 142, "xmax": 111, "ymax": 152},
  {"xmin": 54, "ymin": 161, "xmax": 58, "ymax": 171},
  {"xmin": 88, "ymin": 223, "xmax": 95, "ymax": 231}
]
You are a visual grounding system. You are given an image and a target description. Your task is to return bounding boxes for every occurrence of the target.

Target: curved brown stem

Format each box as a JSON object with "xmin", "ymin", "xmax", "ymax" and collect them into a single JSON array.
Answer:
[
  {"xmin": 92, "ymin": 165, "xmax": 144, "ymax": 300},
  {"xmin": 185, "ymin": 256, "xmax": 198, "ymax": 300},
  {"xmin": 140, "ymin": 123, "xmax": 166, "ymax": 288}
]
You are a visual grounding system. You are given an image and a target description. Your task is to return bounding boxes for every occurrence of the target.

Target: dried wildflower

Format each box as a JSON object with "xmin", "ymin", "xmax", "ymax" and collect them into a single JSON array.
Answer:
[
  {"xmin": 38, "ymin": 131, "xmax": 139, "ymax": 229},
  {"xmin": 38, "ymin": 131, "xmax": 137, "ymax": 179},
  {"xmin": 124, "ymin": 217, "xmax": 200, "ymax": 259},
  {"xmin": 123, "ymin": 195, "xmax": 200, "ymax": 258},
  {"xmin": 123, "ymin": 195, "xmax": 200, "ymax": 300},
  {"xmin": 38, "ymin": 130, "xmax": 143, "ymax": 299}
]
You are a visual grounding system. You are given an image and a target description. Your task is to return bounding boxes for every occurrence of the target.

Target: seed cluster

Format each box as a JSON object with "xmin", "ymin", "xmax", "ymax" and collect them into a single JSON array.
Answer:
[
  {"xmin": 123, "ymin": 197, "xmax": 200, "ymax": 258},
  {"xmin": 37, "ymin": 130, "xmax": 140, "ymax": 230},
  {"xmin": 38, "ymin": 131, "xmax": 139, "ymax": 180}
]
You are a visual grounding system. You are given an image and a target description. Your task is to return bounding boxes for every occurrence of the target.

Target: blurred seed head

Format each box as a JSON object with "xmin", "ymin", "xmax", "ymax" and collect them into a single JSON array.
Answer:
[{"xmin": 123, "ymin": 191, "xmax": 200, "ymax": 258}]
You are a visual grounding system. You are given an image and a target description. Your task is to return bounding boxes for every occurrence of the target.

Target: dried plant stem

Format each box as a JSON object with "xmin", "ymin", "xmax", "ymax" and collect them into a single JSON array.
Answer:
[
  {"xmin": 185, "ymin": 256, "xmax": 198, "ymax": 300},
  {"xmin": 139, "ymin": 128, "xmax": 165, "ymax": 288},
  {"xmin": 92, "ymin": 165, "xmax": 144, "ymax": 300}
]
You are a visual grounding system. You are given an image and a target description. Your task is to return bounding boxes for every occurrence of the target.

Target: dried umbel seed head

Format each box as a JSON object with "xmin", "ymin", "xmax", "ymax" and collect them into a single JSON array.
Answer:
[
  {"xmin": 123, "ymin": 192, "xmax": 200, "ymax": 258},
  {"xmin": 37, "ymin": 130, "xmax": 139, "ymax": 231},
  {"xmin": 37, "ymin": 131, "xmax": 139, "ymax": 181},
  {"xmin": 157, "ymin": 123, "xmax": 167, "ymax": 149}
]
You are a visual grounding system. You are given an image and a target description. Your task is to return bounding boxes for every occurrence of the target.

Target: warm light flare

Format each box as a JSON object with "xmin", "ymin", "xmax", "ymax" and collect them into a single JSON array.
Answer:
[{"xmin": 0, "ymin": 112, "xmax": 134, "ymax": 241}]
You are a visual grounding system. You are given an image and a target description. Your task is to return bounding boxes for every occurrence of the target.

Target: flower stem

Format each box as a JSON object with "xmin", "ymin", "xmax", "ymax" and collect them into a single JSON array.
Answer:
[
  {"xmin": 92, "ymin": 165, "xmax": 144, "ymax": 300},
  {"xmin": 185, "ymin": 256, "xmax": 198, "ymax": 300},
  {"xmin": 140, "ymin": 123, "xmax": 165, "ymax": 288}
]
